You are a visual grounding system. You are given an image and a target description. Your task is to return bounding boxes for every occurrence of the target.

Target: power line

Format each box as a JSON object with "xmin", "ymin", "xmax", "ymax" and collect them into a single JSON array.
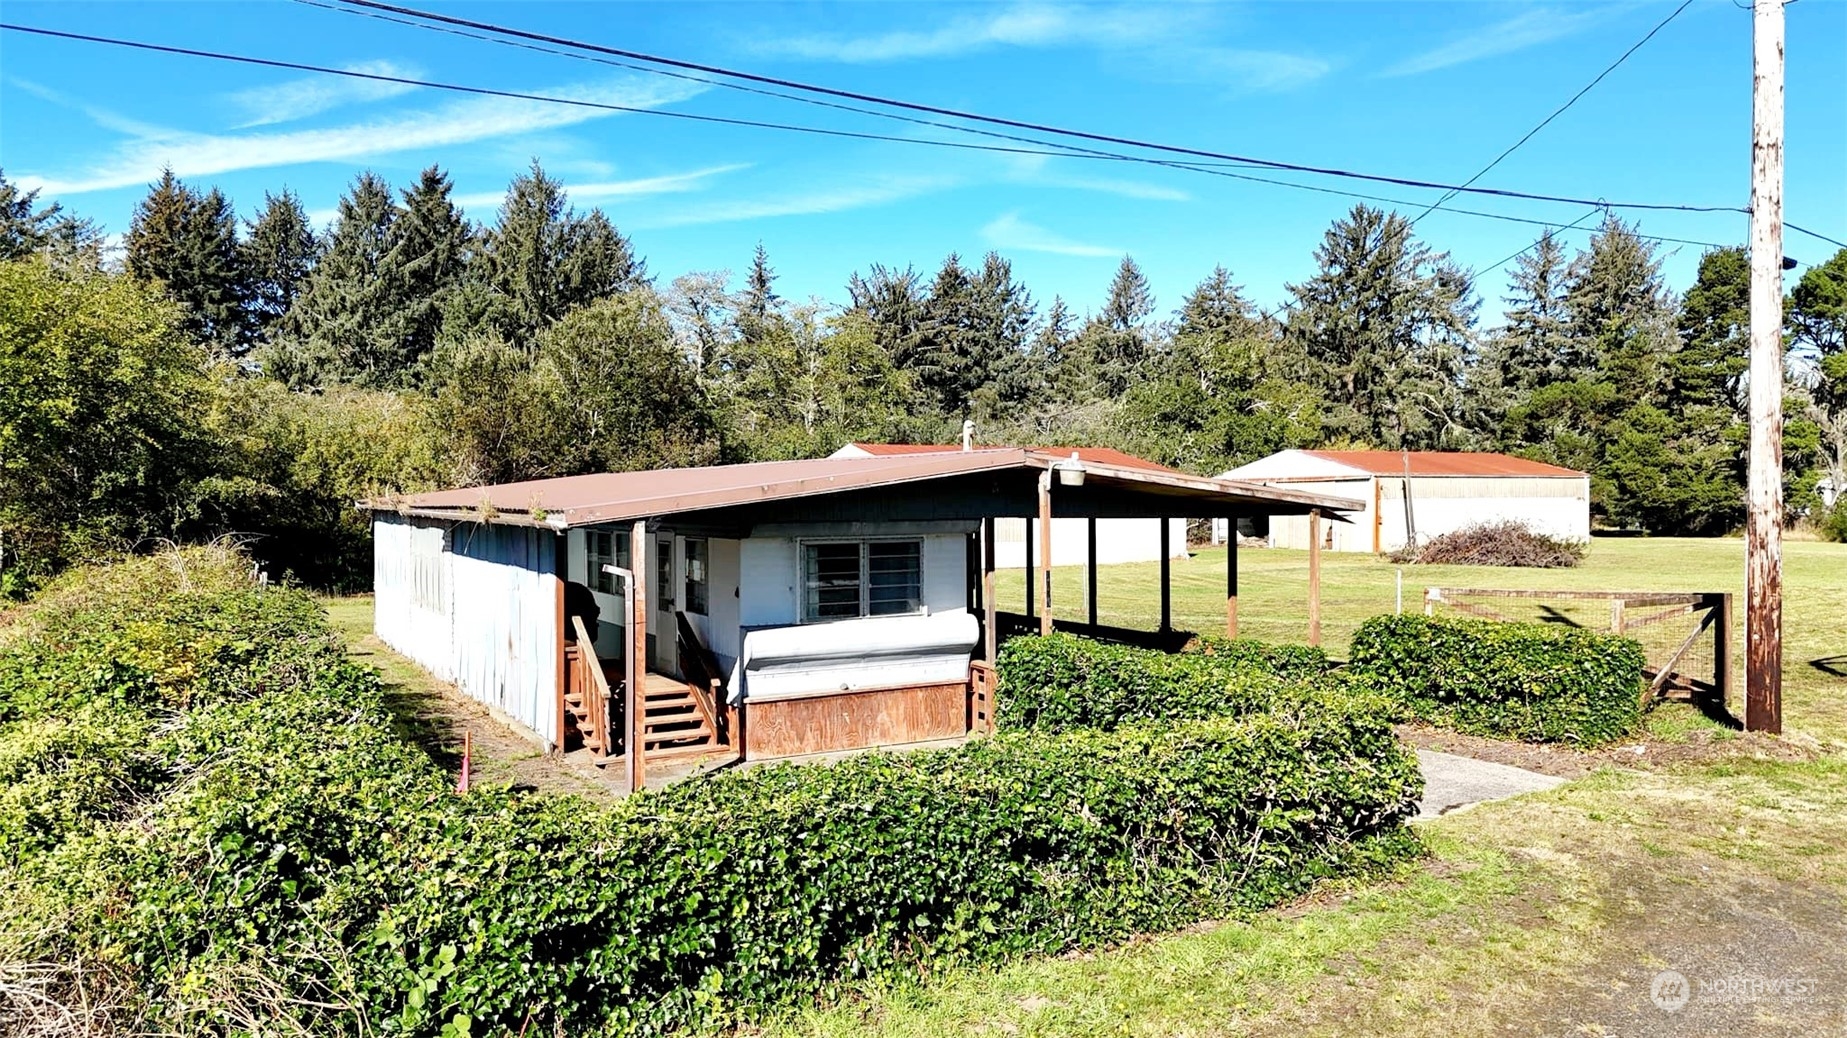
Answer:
[
  {"xmin": 1412, "ymin": 0, "xmax": 1695, "ymax": 226},
  {"xmin": 0, "ymin": 20, "xmax": 1734, "ymax": 253},
  {"xmin": 318, "ymin": 0, "xmax": 1746, "ymax": 217},
  {"xmin": 8, "ymin": 20, "xmax": 1831, "ymax": 254}
]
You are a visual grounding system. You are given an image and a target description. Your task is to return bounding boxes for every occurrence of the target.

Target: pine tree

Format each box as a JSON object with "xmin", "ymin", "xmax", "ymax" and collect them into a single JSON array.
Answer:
[
  {"xmin": 742, "ymin": 242, "xmax": 778, "ymax": 332},
  {"xmin": 1497, "ymin": 230, "xmax": 1573, "ymax": 390},
  {"xmin": 1564, "ymin": 214, "xmax": 1672, "ymax": 404},
  {"xmin": 1789, "ymin": 248, "xmax": 1847, "ymax": 514},
  {"xmin": 241, "ymin": 190, "xmax": 318, "ymax": 347},
  {"xmin": 388, "ymin": 165, "xmax": 472, "ymax": 375},
  {"xmin": 484, "ymin": 162, "xmax": 646, "ymax": 342},
  {"xmin": 0, "ymin": 169, "xmax": 100, "ymax": 263},
  {"xmin": 1285, "ymin": 204, "xmax": 1473, "ymax": 449},
  {"xmin": 268, "ymin": 172, "xmax": 401, "ymax": 387},
  {"xmin": 1171, "ymin": 265, "xmax": 1263, "ymax": 394},
  {"xmin": 125, "ymin": 170, "xmax": 248, "ymax": 355},
  {"xmin": 1073, "ymin": 256, "xmax": 1158, "ymax": 399}
]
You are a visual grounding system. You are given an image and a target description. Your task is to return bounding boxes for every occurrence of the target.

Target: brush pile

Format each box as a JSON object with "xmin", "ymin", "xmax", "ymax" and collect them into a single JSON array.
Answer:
[{"xmin": 1390, "ymin": 520, "xmax": 1586, "ymax": 568}]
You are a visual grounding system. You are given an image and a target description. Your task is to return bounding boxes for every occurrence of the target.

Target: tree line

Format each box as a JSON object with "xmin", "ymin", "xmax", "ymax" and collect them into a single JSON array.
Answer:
[{"xmin": 3, "ymin": 161, "xmax": 1844, "ymax": 592}]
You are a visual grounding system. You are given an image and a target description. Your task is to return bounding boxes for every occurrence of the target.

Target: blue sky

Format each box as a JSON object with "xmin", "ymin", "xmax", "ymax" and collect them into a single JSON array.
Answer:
[{"xmin": 2, "ymin": 1, "xmax": 1843, "ymax": 321}]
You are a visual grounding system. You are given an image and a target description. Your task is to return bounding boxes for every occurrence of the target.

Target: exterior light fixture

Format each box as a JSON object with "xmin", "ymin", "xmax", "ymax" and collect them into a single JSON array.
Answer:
[{"xmin": 1057, "ymin": 451, "xmax": 1087, "ymax": 487}]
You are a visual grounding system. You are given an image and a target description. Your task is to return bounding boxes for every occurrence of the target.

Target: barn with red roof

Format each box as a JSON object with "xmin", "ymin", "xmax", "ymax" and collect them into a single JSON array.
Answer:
[{"xmin": 1217, "ymin": 449, "xmax": 1590, "ymax": 554}]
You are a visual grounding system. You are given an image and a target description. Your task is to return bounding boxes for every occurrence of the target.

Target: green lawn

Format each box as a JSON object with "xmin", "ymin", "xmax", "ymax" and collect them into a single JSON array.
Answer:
[
  {"xmin": 997, "ymin": 537, "xmax": 1847, "ymax": 745},
  {"xmin": 782, "ymin": 538, "xmax": 1847, "ymax": 1037}
]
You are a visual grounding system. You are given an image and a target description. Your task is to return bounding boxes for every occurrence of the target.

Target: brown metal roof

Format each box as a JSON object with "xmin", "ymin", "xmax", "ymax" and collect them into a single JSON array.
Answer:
[
  {"xmin": 845, "ymin": 442, "xmax": 1179, "ymax": 474},
  {"xmin": 370, "ymin": 449, "xmax": 1362, "ymax": 528},
  {"xmin": 1302, "ymin": 450, "xmax": 1584, "ymax": 478}
]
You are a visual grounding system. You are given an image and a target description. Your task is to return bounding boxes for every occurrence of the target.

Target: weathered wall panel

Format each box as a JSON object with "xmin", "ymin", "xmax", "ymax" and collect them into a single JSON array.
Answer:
[{"xmin": 374, "ymin": 516, "xmax": 561, "ymax": 749}]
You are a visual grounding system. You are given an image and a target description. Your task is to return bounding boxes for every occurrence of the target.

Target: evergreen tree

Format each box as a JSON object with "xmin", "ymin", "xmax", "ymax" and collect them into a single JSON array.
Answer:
[
  {"xmin": 125, "ymin": 170, "xmax": 248, "ymax": 355},
  {"xmin": 268, "ymin": 172, "xmax": 401, "ymax": 387},
  {"xmin": 1564, "ymin": 214, "xmax": 1673, "ymax": 405},
  {"xmin": 1285, "ymin": 205, "xmax": 1473, "ymax": 448},
  {"xmin": 0, "ymin": 169, "xmax": 100, "ymax": 263},
  {"xmin": 388, "ymin": 165, "xmax": 472, "ymax": 375},
  {"xmin": 1789, "ymin": 248, "xmax": 1847, "ymax": 515},
  {"xmin": 846, "ymin": 263, "xmax": 926, "ymax": 374},
  {"xmin": 240, "ymin": 190, "xmax": 318, "ymax": 347},
  {"xmin": 484, "ymin": 162, "xmax": 646, "ymax": 341},
  {"xmin": 742, "ymin": 242, "xmax": 778, "ymax": 333},
  {"xmin": 1497, "ymin": 230, "xmax": 1574, "ymax": 391},
  {"xmin": 1074, "ymin": 256, "xmax": 1158, "ymax": 398}
]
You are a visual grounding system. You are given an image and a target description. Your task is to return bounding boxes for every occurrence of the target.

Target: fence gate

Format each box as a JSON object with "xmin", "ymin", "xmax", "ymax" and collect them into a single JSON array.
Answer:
[{"xmin": 1423, "ymin": 588, "xmax": 1733, "ymax": 708}]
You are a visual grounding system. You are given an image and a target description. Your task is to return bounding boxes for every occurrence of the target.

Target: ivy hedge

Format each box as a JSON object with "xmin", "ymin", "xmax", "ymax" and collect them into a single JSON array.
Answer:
[
  {"xmin": 1347, "ymin": 614, "xmax": 1645, "ymax": 745},
  {"xmin": 995, "ymin": 632, "xmax": 1332, "ymax": 733},
  {"xmin": 2, "ymin": 552, "xmax": 1422, "ymax": 1036}
]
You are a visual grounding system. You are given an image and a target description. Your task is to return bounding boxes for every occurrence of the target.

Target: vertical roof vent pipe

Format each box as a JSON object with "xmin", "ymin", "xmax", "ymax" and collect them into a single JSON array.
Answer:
[{"xmin": 962, "ymin": 419, "xmax": 975, "ymax": 452}]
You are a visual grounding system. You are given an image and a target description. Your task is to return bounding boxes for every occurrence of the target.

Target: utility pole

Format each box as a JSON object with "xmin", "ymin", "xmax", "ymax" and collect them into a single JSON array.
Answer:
[{"xmin": 1745, "ymin": 0, "xmax": 1785, "ymax": 734}]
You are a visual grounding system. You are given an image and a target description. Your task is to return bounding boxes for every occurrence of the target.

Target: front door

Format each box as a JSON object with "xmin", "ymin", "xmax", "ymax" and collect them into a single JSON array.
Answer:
[{"xmin": 651, "ymin": 534, "xmax": 679, "ymax": 678}]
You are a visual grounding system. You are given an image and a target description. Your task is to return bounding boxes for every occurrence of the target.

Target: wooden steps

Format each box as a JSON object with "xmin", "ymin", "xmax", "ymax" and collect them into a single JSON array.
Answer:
[{"xmin": 640, "ymin": 672, "xmax": 720, "ymax": 753}]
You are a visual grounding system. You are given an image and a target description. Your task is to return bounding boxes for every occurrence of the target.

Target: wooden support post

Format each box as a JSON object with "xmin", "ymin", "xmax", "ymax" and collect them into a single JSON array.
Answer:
[
  {"xmin": 1024, "ymin": 514, "xmax": 1035, "ymax": 618},
  {"xmin": 1307, "ymin": 508, "xmax": 1322, "ymax": 647},
  {"xmin": 1745, "ymin": 0, "xmax": 1784, "ymax": 734},
  {"xmin": 1610, "ymin": 597, "xmax": 1627, "ymax": 635},
  {"xmin": 1086, "ymin": 517, "xmax": 1098, "ymax": 628},
  {"xmin": 1226, "ymin": 523, "xmax": 1239, "ymax": 639},
  {"xmin": 982, "ymin": 516, "xmax": 997, "ymax": 662},
  {"xmin": 628, "ymin": 520, "xmax": 648, "ymax": 794},
  {"xmin": 1038, "ymin": 475, "xmax": 1053, "ymax": 636},
  {"xmin": 1158, "ymin": 518, "xmax": 1172, "ymax": 632},
  {"xmin": 1716, "ymin": 592, "xmax": 1734, "ymax": 710},
  {"xmin": 552, "ymin": 532, "xmax": 567, "ymax": 757}
]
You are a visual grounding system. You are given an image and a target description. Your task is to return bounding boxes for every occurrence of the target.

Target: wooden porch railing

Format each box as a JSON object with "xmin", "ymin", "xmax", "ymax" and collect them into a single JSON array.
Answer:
[
  {"xmin": 675, "ymin": 611, "xmax": 729, "ymax": 747},
  {"xmin": 969, "ymin": 660, "xmax": 997, "ymax": 735},
  {"xmin": 569, "ymin": 615, "xmax": 617, "ymax": 760}
]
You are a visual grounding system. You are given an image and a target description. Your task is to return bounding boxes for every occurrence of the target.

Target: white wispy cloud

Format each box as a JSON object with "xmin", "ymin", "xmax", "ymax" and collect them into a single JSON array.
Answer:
[
  {"xmin": 981, "ymin": 212, "xmax": 1119, "ymax": 257},
  {"xmin": 451, "ymin": 164, "xmax": 752, "ymax": 212},
  {"xmin": 1384, "ymin": 6, "xmax": 1619, "ymax": 78},
  {"xmin": 752, "ymin": 3, "xmax": 1195, "ymax": 63},
  {"xmin": 751, "ymin": 3, "xmax": 1328, "ymax": 94},
  {"xmin": 229, "ymin": 60, "xmax": 424, "ymax": 127},
  {"xmin": 15, "ymin": 76, "xmax": 708, "ymax": 196},
  {"xmin": 634, "ymin": 174, "xmax": 957, "ymax": 229}
]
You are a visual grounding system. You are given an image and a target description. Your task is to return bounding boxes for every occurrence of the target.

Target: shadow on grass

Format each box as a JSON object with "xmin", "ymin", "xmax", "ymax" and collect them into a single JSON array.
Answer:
[{"xmin": 1810, "ymin": 655, "xmax": 1847, "ymax": 680}]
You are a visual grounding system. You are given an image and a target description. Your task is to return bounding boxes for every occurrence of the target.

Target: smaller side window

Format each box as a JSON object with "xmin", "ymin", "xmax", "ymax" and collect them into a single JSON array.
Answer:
[
  {"xmin": 684, "ymin": 538, "xmax": 709, "ymax": 615},
  {"xmin": 586, "ymin": 530, "xmax": 630, "ymax": 595}
]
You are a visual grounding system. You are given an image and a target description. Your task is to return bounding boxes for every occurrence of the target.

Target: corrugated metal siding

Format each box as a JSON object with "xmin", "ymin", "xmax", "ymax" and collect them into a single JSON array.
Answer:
[
  {"xmin": 1263, "ymin": 475, "xmax": 1590, "ymax": 552},
  {"xmin": 373, "ymin": 516, "xmax": 561, "ymax": 748}
]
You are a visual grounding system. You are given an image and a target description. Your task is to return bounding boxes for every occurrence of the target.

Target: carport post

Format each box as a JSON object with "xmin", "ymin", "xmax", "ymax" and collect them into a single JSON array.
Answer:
[
  {"xmin": 1158, "ymin": 518, "xmax": 1172, "ymax": 632},
  {"xmin": 1038, "ymin": 472, "xmax": 1054, "ymax": 635},
  {"xmin": 982, "ymin": 517, "xmax": 997, "ymax": 662},
  {"xmin": 1307, "ymin": 508, "xmax": 1322, "ymax": 647},
  {"xmin": 628, "ymin": 520, "xmax": 648, "ymax": 794},
  {"xmin": 1226, "ymin": 522, "xmax": 1239, "ymax": 639},
  {"xmin": 1086, "ymin": 518, "xmax": 1098, "ymax": 627},
  {"xmin": 1024, "ymin": 513, "xmax": 1034, "ymax": 618}
]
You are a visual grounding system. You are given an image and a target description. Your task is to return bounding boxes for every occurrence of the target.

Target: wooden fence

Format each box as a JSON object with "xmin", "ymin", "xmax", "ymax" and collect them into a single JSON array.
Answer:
[{"xmin": 1424, "ymin": 587, "xmax": 1732, "ymax": 708}]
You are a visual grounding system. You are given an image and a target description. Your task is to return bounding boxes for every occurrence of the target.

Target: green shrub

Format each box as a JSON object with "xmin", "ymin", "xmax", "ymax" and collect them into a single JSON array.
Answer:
[
  {"xmin": 2, "ymin": 554, "xmax": 1423, "ymax": 1037},
  {"xmin": 995, "ymin": 632, "xmax": 1330, "ymax": 733},
  {"xmin": 1347, "ymin": 614, "xmax": 1645, "ymax": 745}
]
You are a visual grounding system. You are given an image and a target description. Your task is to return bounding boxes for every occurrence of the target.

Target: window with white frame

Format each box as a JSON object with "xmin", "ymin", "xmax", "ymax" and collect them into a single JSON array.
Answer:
[
  {"xmin": 683, "ymin": 538, "xmax": 709, "ymax": 615},
  {"xmin": 801, "ymin": 539, "xmax": 923, "ymax": 621},
  {"xmin": 585, "ymin": 529, "xmax": 630, "ymax": 595}
]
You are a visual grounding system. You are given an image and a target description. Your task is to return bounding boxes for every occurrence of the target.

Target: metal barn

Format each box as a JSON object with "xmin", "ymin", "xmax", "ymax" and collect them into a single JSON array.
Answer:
[
  {"xmin": 367, "ymin": 449, "xmax": 1357, "ymax": 789},
  {"xmin": 1215, "ymin": 450, "xmax": 1591, "ymax": 554}
]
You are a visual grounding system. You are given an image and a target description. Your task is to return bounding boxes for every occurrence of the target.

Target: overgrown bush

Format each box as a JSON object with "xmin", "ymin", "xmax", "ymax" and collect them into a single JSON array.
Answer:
[
  {"xmin": 1347, "ymin": 614, "xmax": 1644, "ymax": 745},
  {"xmin": 995, "ymin": 632, "xmax": 1331, "ymax": 733},
  {"xmin": 1819, "ymin": 497, "xmax": 1847, "ymax": 544},
  {"xmin": 2, "ymin": 553, "xmax": 1421, "ymax": 1036},
  {"xmin": 1389, "ymin": 520, "xmax": 1587, "ymax": 568}
]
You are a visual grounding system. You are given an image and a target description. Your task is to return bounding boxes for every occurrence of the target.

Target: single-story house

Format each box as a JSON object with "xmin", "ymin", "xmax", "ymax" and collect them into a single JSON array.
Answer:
[
  {"xmin": 1213, "ymin": 449, "xmax": 1590, "ymax": 553},
  {"xmin": 830, "ymin": 443, "xmax": 1190, "ymax": 568},
  {"xmin": 367, "ymin": 449, "xmax": 1357, "ymax": 789}
]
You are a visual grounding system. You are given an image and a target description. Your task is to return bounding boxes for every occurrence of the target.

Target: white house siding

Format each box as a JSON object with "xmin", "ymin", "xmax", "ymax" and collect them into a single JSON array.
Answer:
[
  {"xmin": 373, "ymin": 515, "xmax": 562, "ymax": 749},
  {"xmin": 991, "ymin": 516, "xmax": 1188, "ymax": 568},
  {"xmin": 1263, "ymin": 475, "xmax": 1591, "ymax": 553}
]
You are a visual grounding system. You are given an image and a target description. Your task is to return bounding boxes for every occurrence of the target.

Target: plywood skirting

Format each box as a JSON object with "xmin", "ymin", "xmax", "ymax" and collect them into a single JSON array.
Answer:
[{"xmin": 743, "ymin": 681, "xmax": 970, "ymax": 760}]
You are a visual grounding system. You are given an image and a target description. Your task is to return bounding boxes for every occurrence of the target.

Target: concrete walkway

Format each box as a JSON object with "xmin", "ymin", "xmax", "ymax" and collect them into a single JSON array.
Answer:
[{"xmin": 1415, "ymin": 749, "xmax": 1566, "ymax": 819}]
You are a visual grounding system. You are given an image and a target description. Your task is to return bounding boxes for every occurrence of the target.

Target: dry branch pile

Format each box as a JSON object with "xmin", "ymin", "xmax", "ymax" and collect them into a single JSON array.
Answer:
[{"xmin": 1390, "ymin": 521, "xmax": 1586, "ymax": 568}]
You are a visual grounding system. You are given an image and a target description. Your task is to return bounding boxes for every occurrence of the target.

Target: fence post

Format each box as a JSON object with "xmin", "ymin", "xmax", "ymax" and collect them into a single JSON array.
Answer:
[
  {"xmin": 1716, "ymin": 592, "xmax": 1733, "ymax": 710},
  {"xmin": 1610, "ymin": 598, "xmax": 1627, "ymax": 636}
]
